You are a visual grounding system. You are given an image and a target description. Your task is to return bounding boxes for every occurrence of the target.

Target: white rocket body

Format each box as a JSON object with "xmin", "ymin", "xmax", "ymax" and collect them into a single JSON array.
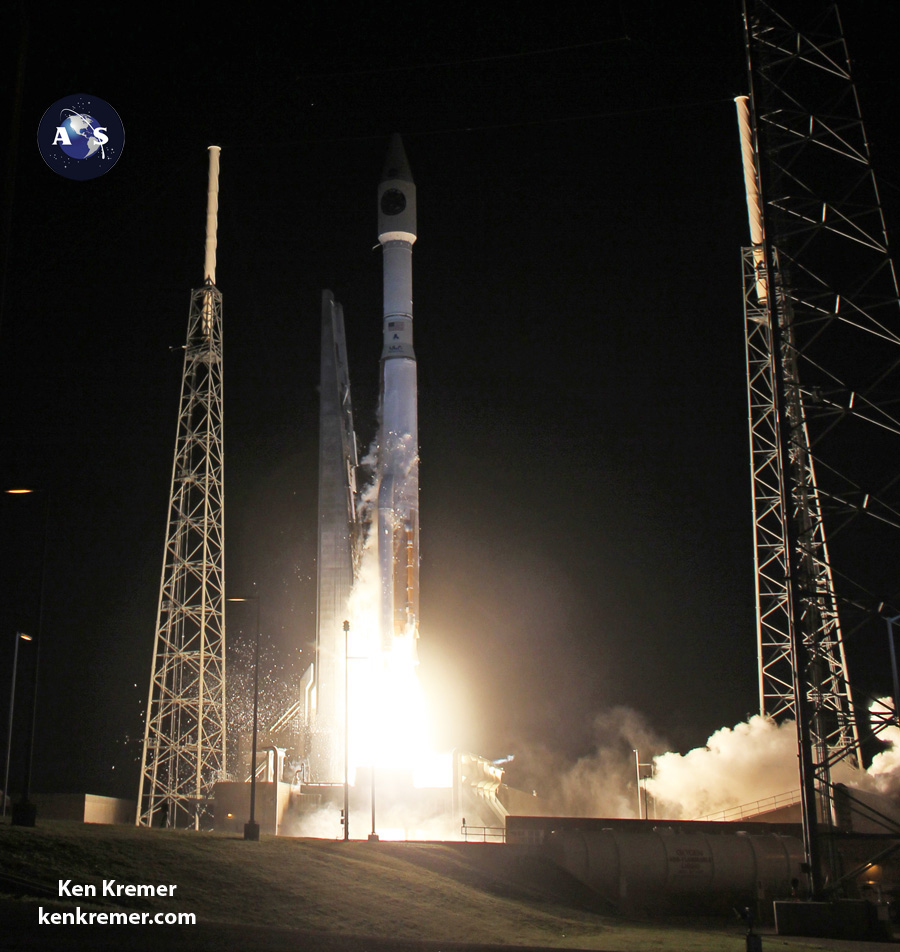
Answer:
[{"xmin": 377, "ymin": 135, "xmax": 419, "ymax": 653}]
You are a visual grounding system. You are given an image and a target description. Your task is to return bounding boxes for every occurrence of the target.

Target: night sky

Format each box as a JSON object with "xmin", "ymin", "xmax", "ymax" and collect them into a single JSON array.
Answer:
[{"xmin": 1, "ymin": 2, "xmax": 898, "ymax": 804}]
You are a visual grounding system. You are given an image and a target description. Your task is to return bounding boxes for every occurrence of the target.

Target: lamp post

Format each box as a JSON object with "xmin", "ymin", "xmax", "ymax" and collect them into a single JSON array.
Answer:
[
  {"xmin": 227, "ymin": 596, "xmax": 260, "ymax": 841},
  {"xmin": 369, "ymin": 679, "xmax": 378, "ymax": 841},
  {"xmin": 885, "ymin": 615, "xmax": 900, "ymax": 726},
  {"xmin": 5, "ymin": 487, "xmax": 49, "ymax": 827},
  {"xmin": 343, "ymin": 620, "xmax": 350, "ymax": 841},
  {"xmin": 633, "ymin": 749, "xmax": 653, "ymax": 820},
  {"xmin": 369, "ymin": 758, "xmax": 378, "ymax": 841},
  {"xmin": 3, "ymin": 632, "xmax": 32, "ymax": 818}
]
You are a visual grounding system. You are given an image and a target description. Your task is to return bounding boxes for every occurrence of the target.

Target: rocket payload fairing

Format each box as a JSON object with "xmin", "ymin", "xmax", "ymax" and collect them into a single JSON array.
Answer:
[{"xmin": 377, "ymin": 134, "xmax": 419, "ymax": 653}]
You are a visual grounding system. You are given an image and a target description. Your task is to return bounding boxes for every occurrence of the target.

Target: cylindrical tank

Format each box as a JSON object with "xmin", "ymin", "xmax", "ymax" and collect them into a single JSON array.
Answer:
[{"xmin": 547, "ymin": 828, "xmax": 804, "ymax": 913}]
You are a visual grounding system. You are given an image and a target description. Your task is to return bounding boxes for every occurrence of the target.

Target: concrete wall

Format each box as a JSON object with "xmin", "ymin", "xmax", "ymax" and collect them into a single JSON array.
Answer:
[
  {"xmin": 775, "ymin": 900, "xmax": 891, "ymax": 941},
  {"xmin": 34, "ymin": 794, "xmax": 136, "ymax": 825},
  {"xmin": 84, "ymin": 794, "xmax": 136, "ymax": 825},
  {"xmin": 213, "ymin": 781, "xmax": 292, "ymax": 835}
]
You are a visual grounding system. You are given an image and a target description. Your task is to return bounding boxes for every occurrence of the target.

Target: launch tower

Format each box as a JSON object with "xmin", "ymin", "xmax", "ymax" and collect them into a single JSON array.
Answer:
[
  {"xmin": 138, "ymin": 147, "xmax": 227, "ymax": 829},
  {"xmin": 309, "ymin": 290, "xmax": 361, "ymax": 780},
  {"xmin": 739, "ymin": 1, "xmax": 900, "ymax": 891}
]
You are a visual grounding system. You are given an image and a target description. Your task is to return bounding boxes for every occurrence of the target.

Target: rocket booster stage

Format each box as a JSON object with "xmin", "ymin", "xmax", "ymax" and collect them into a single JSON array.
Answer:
[{"xmin": 377, "ymin": 134, "xmax": 419, "ymax": 652}]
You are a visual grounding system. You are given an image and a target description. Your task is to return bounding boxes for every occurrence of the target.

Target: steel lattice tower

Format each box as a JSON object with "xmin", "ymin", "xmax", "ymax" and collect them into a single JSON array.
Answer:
[
  {"xmin": 138, "ymin": 147, "xmax": 226, "ymax": 829},
  {"xmin": 739, "ymin": 2, "xmax": 900, "ymax": 890},
  {"xmin": 740, "ymin": 235, "xmax": 857, "ymax": 761}
]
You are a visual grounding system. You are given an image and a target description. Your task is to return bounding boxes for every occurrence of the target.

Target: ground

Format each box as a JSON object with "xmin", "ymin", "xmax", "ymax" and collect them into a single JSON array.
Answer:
[{"xmin": 1, "ymin": 820, "xmax": 897, "ymax": 950}]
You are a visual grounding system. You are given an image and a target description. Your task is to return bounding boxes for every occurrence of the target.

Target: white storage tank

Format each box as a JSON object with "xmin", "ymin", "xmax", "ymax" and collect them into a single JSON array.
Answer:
[{"xmin": 546, "ymin": 827, "xmax": 804, "ymax": 914}]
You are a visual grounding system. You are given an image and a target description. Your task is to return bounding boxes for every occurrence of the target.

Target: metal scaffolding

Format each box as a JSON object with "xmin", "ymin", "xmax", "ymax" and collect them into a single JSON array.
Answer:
[
  {"xmin": 742, "ymin": 244, "xmax": 857, "ymax": 768},
  {"xmin": 740, "ymin": 1, "xmax": 900, "ymax": 892},
  {"xmin": 138, "ymin": 148, "xmax": 226, "ymax": 829}
]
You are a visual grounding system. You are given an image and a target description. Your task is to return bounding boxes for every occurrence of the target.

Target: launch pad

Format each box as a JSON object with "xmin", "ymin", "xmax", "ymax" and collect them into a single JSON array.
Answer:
[
  {"xmin": 130, "ymin": 15, "xmax": 900, "ymax": 940},
  {"xmin": 213, "ymin": 749, "xmax": 525, "ymax": 839},
  {"xmin": 205, "ymin": 132, "xmax": 518, "ymax": 838}
]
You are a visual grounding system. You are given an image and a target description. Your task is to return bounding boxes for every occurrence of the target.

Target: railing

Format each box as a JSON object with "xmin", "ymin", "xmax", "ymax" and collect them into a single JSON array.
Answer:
[
  {"xmin": 693, "ymin": 789, "xmax": 801, "ymax": 823},
  {"xmin": 461, "ymin": 825, "xmax": 505, "ymax": 843}
]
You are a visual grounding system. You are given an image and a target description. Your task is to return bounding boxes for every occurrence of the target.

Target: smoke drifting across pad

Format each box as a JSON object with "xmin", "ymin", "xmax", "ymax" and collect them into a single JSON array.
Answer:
[{"xmin": 508, "ymin": 704, "xmax": 900, "ymax": 822}]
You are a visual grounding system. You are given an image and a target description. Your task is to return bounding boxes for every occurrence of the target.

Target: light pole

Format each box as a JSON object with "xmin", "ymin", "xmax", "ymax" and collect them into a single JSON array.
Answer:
[
  {"xmin": 227, "ymin": 596, "xmax": 260, "ymax": 841},
  {"xmin": 633, "ymin": 749, "xmax": 653, "ymax": 820},
  {"xmin": 369, "ymin": 759, "xmax": 378, "ymax": 841},
  {"xmin": 5, "ymin": 487, "xmax": 49, "ymax": 827},
  {"xmin": 885, "ymin": 615, "xmax": 900, "ymax": 725},
  {"xmin": 340, "ymin": 626, "xmax": 378, "ymax": 842},
  {"xmin": 343, "ymin": 620, "xmax": 350, "ymax": 841},
  {"xmin": 368, "ymin": 697, "xmax": 378, "ymax": 842},
  {"xmin": 3, "ymin": 632, "xmax": 32, "ymax": 818}
]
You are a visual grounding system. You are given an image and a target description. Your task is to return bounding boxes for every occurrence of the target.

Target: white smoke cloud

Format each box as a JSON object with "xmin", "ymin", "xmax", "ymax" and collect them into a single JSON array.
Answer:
[
  {"xmin": 644, "ymin": 701, "xmax": 900, "ymax": 820},
  {"xmin": 852, "ymin": 698, "xmax": 900, "ymax": 798},
  {"xmin": 281, "ymin": 805, "xmax": 344, "ymax": 839},
  {"xmin": 645, "ymin": 715, "xmax": 800, "ymax": 819},
  {"xmin": 507, "ymin": 701, "xmax": 900, "ymax": 822},
  {"xmin": 512, "ymin": 707, "xmax": 667, "ymax": 818}
]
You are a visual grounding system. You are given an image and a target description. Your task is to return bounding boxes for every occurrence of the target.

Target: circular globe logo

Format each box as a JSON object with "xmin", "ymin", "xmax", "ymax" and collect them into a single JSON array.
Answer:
[{"xmin": 37, "ymin": 94, "xmax": 124, "ymax": 180}]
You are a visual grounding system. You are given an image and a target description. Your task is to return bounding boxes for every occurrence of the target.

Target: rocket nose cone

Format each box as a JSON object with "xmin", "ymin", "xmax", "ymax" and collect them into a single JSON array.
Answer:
[{"xmin": 381, "ymin": 133, "xmax": 414, "ymax": 184}]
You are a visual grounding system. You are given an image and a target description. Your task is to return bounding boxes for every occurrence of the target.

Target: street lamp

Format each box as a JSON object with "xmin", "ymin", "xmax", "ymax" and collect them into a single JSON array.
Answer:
[
  {"xmin": 3, "ymin": 632, "xmax": 32, "ymax": 818},
  {"xmin": 633, "ymin": 749, "xmax": 652, "ymax": 820},
  {"xmin": 343, "ymin": 620, "xmax": 350, "ymax": 841},
  {"xmin": 5, "ymin": 486, "xmax": 49, "ymax": 827},
  {"xmin": 885, "ymin": 614, "xmax": 900, "ymax": 725},
  {"xmin": 227, "ymin": 596, "xmax": 261, "ymax": 841},
  {"xmin": 369, "ymin": 746, "xmax": 378, "ymax": 842},
  {"xmin": 342, "ymin": 625, "xmax": 378, "ymax": 842}
]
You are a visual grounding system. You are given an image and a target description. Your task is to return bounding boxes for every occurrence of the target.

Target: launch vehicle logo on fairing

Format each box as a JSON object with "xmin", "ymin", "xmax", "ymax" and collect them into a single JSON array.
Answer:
[{"xmin": 37, "ymin": 94, "xmax": 124, "ymax": 180}]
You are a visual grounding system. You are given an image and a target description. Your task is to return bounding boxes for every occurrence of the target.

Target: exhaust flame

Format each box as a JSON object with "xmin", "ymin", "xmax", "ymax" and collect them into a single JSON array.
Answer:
[{"xmin": 344, "ymin": 505, "xmax": 452, "ymax": 794}]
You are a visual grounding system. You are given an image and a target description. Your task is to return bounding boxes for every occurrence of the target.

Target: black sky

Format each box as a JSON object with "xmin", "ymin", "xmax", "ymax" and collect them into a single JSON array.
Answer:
[{"xmin": 1, "ymin": 2, "xmax": 899, "ymax": 801}]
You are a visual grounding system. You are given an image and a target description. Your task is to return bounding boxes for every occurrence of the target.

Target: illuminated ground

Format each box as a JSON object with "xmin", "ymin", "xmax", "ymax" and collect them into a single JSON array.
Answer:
[{"xmin": 0, "ymin": 820, "xmax": 889, "ymax": 951}]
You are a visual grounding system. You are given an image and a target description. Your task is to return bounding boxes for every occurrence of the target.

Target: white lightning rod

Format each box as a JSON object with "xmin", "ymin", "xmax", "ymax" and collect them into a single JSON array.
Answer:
[
  {"xmin": 734, "ymin": 97, "xmax": 768, "ymax": 303},
  {"xmin": 204, "ymin": 146, "xmax": 221, "ymax": 285}
]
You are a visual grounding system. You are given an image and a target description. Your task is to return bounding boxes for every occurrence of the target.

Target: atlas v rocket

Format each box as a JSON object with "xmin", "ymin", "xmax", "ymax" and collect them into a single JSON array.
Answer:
[
  {"xmin": 376, "ymin": 134, "xmax": 419, "ymax": 653},
  {"xmin": 309, "ymin": 135, "xmax": 419, "ymax": 780}
]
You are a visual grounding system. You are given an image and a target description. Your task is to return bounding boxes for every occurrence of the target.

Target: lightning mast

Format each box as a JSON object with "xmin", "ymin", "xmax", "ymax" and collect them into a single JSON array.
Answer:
[
  {"xmin": 138, "ymin": 147, "xmax": 226, "ymax": 829},
  {"xmin": 739, "ymin": 1, "xmax": 900, "ymax": 893}
]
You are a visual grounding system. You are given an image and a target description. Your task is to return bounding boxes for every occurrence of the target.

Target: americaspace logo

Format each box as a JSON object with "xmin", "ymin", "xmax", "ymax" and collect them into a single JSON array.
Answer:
[{"xmin": 38, "ymin": 94, "xmax": 124, "ymax": 180}]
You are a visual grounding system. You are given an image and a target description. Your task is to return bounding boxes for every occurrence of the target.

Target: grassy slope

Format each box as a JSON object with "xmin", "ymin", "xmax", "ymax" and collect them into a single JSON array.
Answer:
[{"xmin": 0, "ymin": 821, "xmax": 852, "ymax": 951}]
